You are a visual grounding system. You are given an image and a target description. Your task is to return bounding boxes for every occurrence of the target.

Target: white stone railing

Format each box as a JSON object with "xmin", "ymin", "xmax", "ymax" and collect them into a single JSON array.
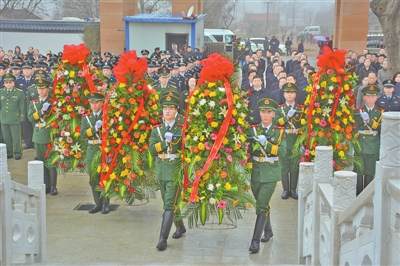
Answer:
[
  {"xmin": 298, "ymin": 112, "xmax": 400, "ymax": 265},
  {"xmin": 0, "ymin": 143, "xmax": 46, "ymax": 265}
]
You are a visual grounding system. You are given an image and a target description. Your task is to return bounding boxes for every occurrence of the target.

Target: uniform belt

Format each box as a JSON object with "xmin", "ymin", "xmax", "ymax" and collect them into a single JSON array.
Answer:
[
  {"xmin": 358, "ymin": 130, "xmax": 378, "ymax": 136},
  {"xmin": 285, "ymin": 128, "xmax": 299, "ymax": 134},
  {"xmin": 88, "ymin": 140, "xmax": 102, "ymax": 144},
  {"xmin": 253, "ymin": 156, "xmax": 279, "ymax": 163},
  {"xmin": 34, "ymin": 122, "xmax": 46, "ymax": 128},
  {"xmin": 158, "ymin": 154, "xmax": 177, "ymax": 160}
]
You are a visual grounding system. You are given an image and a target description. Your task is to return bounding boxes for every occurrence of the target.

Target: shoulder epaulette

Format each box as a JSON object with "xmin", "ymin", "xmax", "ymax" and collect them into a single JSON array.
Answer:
[
  {"xmin": 296, "ymin": 103, "xmax": 305, "ymax": 108},
  {"xmin": 355, "ymin": 107, "xmax": 363, "ymax": 111},
  {"xmin": 250, "ymin": 124, "xmax": 258, "ymax": 128},
  {"xmin": 14, "ymin": 88, "xmax": 23, "ymax": 92},
  {"xmin": 82, "ymin": 113, "xmax": 90, "ymax": 117},
  {"xmin": 275, "ymin": 126, "xmax": 284, "ymax": 129},
  {"xmin": 278, "ymin": 104, "xmax": 285, "ymax": 107},
  {"xmin": 178, "ymin": 123, "xmax": 184, "ymax": 127},
  {"xmin": 376, "ymin": 106, "xmax": 385, "ymax": 111},
  {"xmin": 154, "ymin": 124, "xmax": 162, "ymax": 128},
  {"xmin": 30, "ymin": 100, "xmax": 38, "ymax": 103}
]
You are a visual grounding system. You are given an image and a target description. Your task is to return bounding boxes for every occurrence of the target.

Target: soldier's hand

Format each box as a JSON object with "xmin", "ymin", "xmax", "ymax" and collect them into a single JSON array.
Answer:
[
  {"xmin": 42, "ymin": 102, "xmax": 51, "ymax": 111},
  {"xmin": 95, "ymin": 120, "xmax": 102, "ymax": 130},
  {"xmin": 287, "ymin": 109, "xmax": 296, "ymax": 118},
  {"xmin": 164, "ymin": 132, "xmax": 174, "ymax": 143},
  {"xmin": 255, "ymin": 135, "xmax": 267, "ymax": 146},
  {"xmin": 361, "ymin": 112, "xmax": 369, "ymax": 121}
]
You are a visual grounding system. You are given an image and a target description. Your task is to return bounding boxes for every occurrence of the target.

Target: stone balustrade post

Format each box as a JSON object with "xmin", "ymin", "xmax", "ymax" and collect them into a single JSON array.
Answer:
[{"xmin": 0, "ymin": 143, "xmax": 11, "ymax": 265}]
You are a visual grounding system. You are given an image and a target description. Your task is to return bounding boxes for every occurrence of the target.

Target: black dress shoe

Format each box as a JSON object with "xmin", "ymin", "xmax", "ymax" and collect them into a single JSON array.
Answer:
[
  {"xmin": 261, "ymin": 229, "xmax": 273, "ymax": 242},
  {"xmin": 14, "ymin": 156, "xmax": 21, "ymax": 160},
  {"xmin": 50, "ymin": 186, "xmax": 58, "ymax": 196},
  {"xmin": 290, "ymin": 190, "xmax": 298, "ymax": 199},
  {"xmin": 281, "ymin": 189, "xmax": 290, "ymax": 199},
  {"xmin": 101, "ymin": 204, "xmax": 110, "ymax": 214},
  {"xmin": 7, "ymin": 155, "xmax": 13, "ymax": 159},
  {"xmin": 89, "ymin": 204, "xmax": 102, "ymax": 214}
]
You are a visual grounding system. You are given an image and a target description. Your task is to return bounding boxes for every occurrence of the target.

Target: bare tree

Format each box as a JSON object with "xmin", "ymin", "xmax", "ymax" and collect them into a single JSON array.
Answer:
[
  {"xmin": 0, "ymin": 0, "xmax": 49, "ymax": 18},
  {"xmin": 138, "ymin": 0, "xmax": 171, "ymax": 14},
  {"xmin": 54, "ymin": 0, "xmax": 99, "ymax": 20},
  {"xmin": 82, "ymin": 25, "xmax": 100, "ymax": 52},
  {"xmin": 203, "ymin": 0, "xmax": 238, "ymax": 29},
  {"xmin": 371, "ymin": 0, "xmax": 400, "ymax": 78}
]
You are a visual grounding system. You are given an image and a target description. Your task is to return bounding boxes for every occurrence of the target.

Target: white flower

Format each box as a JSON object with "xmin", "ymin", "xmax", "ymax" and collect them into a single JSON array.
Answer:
[
  {"xmin": 209, "ymin": 197, "xmax": 216, "ymax": 204},
  {"xmin": 218, "ymin": 87, "xmax": 226, "ymax": 93},
  {"xmin": 328, "ymin": 99, "xmax": 333, "ymax": 104},
  {"xmin": 60, "ymin": 155, "xmax": 64, "ymax": 160},
  {"xmin": 71, "ymin": 143, "xmax": 81, "ymax": 153},
  {"xmin": 236, "ymin": 102, "xmax": 242, "ymax": 109},
  {"xmin": 138, "ymin": 120, "xmax": 145, "ymax": 124},
  {"xmin": 339, "ymin": 97, "xmax": 347, "ymax": 107},
  {"xmin": 69, "ymin": 79, "xmax": 75, "ymax": 85},
  {"xmin": 64, "ymin": 132, "xmax": 70, "ymax": 137},
  {"xmin": 240, "ymin": 112, "xmax": 246, "ymax": 118},
  {"xmin": 216, "ymin": 183, "xmax": 221, "ymax": 188},
  {"xmin": 110, "ymin": 128, "xmax": 114, "ymax": 133},
  {"xmin": 233, "ymin": 133, "xmax": 241, "ymax": 144},
  {"xmin": 62, "ymin": 114, "xmax": 69, "ymax": 120},
  {"xmin": 199, "ymin": 99, "xmax": 207, "ymax": 106},
  {"xmin": 192, "ymin": 136, "xmax": 199, "ymax": 142},
  {"xmin": 322, "ymin": 106, "xmax": 332, "ymax": 117},
  {"xmin": 192, "ymin": 108, "xmax": 200, "ymax": 116},
  {"xmin": 63, "ymin": 70, "xmax": 69, "ymax": 76},
  {"xmin": 328, "ymin": 85, "xmax": 334, "ymax": 91},
  {"xmin": 118, "ymin": 116, "xmax": 123, "ymax": 122},
  {"xmin": 208, "ymin": 101, "xmax": 216, "ymax": 109},
  {"xmin": 58, "ymin": 101, "xmax": 62, "ymax": 107},
  {"xmin": 207, "ymin": 184, "xmax": 214, "ymax": 191},
  {"xmin": 202, "ymin": 128, "xmax": 210, "ymax": 137},
  {"xmin": 219, "ymin": 106, "xmax": 228, "ymax": 117},
  {"xmin": 148, "ymin": 84, "xmax": 153, "ymax": 90},
  {"xmin": 316, "ymin": 84, "xmax": 321, "ymax": 90}
]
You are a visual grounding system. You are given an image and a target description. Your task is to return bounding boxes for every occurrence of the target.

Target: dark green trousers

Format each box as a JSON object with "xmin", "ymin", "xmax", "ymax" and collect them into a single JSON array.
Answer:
[
  {"xmin": 251, "ymin": 181, "xmax": 277, "ymax": 216},
  {"xmin": 354, "ymin": 153, "xmax": 379, "ymax": 176},
  {"xmin": 159, "ymin": 180, "xmax": 179, "ymax": 211},
  {"xmin": 34, "ymin": 143, "xmax": 52, "ymax": 187},
  {"xmin": 2, "ymin": 124, "xmax": 22, "ymax": 157}
]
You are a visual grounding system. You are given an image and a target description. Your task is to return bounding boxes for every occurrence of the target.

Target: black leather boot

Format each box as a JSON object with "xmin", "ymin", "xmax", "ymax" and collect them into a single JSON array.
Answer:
[
  {"xmin": 364, "ymin": 175, "xmax": 374, "ymax": 188},
  {"xmin": 89, "ymin": 188, "xmax": 102, "ymax": 214},
  {"xmin": 356, "ymin": 175, "xmax": 364, "ymax": 196},
  {"xmin": 44, "ymin": 168, "xmax": 51, "ymax": 194},
  {"xmin": 249, "ymin": 215, "xmax": 268, "ymax": 253},
  {"xmin": 157, "ymin": 210, "xmax": 174, "ymax": 250},
  {"xmin": 172, "ymin": 219, "xmax": 186, "ymax": 239},
  {"xmin": 50, "ymin": 169, "xmax": 58, "ymax": 196},
  {"xmin": 261, "ymin": 214, "xmax": 273, "ymax": 242},
  {"xmin": 289, "ymin": 172, "xmax": 298, "ymax": 199},
  {"xmin": 101, "ymin": 197, "xmax": 110, "ymax": 214},
  {"xmin": 281, "ymin": 173, "xmax": 290, "ymax": 199}
]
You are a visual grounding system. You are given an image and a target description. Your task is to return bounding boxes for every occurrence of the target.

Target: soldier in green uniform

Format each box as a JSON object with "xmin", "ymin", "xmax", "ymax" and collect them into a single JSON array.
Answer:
[
  {"xmin": 28, "ymin": 79, "xmax": 58, "ymax": 195},
  {"xmin": 247, "ymin": 98, "xmax": 286, "ymax": 253},
  {"xmin": 80, "ymin": 92, "xmax": 109, "ymax": 214},
  {"xmin": 26, "ymin": 70, "xmax": 50, "ymax": 103},
  {"xmin": 274, "ymin": 82, "xmax": 305, "ymax": 200},
  {"xmin": 0, "ymin": 73, "xmax": 26, "ymax": 160},
  {"xmin": 152, "ymin": 67, "xmax": 178, "ymax": 95},
  {"xmin": 354, "ymin": 85, "xmax": 383, "ymax": 195},
  {"xmin": 149, "ymin": 90, "xmax": 186, "ymax": 251}
]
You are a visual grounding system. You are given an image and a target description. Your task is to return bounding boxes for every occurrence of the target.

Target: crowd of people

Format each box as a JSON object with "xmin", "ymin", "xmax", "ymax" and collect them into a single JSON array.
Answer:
[{"xmin": 0, "ymin": 41, "xmax": 399, "ymax": 253}]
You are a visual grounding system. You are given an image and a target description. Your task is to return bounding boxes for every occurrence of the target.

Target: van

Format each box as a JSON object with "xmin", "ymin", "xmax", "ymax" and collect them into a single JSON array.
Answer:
[
  {"xmin": 204, "ymin": 32, "xmax": 218, "ymax": 43},
  {"xmin": 204, "ymin": 29, "xmax": 235, "ymax": 43},
  {"xmin": 298, "ymin": 26, "xmax": 321, "ymax": 36}
]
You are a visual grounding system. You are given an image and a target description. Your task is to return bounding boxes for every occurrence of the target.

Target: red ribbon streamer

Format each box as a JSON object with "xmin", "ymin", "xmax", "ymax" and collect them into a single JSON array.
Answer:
[
  {"xmin": 182, "ymin": 88, "xmax": 196, "ymax": 189},
  {"xmin": 187, "ymin": 79, "xmax": 234, "ymax": 202},
  {"xmin": 82, "ymin": 63, "xmax": 97, "ymax": 92}
]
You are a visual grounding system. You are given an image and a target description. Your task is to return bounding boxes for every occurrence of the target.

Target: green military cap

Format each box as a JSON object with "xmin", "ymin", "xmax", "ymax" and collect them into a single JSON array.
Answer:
[
  {"xmin": 158, "ymin": 67, "xmax": 170, "ymax": 77},
  {"xmin": 282, "ymin": 82, "xmax": 298, "ymax": 92},
  {"xmin": 33, "ymin": 70, "xmax": 48, "ymax": 79},
  {"xmin": 362, "ymin": 85, "xmax": 380, "ymax": 96},
  {"xmin": 86, "ymin": 92, "xmax": 104, "ymax": 101},
  {"xmin": 35, "ymin": 78, "xmax": 51, "ymax": 88},
  {"xmin": 2, "ymin": 73, "xmax": 16, "ymax": 81},
  {"xmin": 257, "ymin": 98, "xmax": 278, "ymax": 111},
  {"xmin": 160, "ymin": 91, "xmax": 180, "ymax": 107}
]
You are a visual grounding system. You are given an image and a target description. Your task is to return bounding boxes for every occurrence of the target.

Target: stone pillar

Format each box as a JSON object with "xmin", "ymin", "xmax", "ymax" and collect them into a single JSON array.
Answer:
[
  {"xmin": 333, "ymin": 0, "xmax": 370, "ymax": 53},
  {"xmin": 373, "ymin": 112, "xmax": 400, "ymax": 266},
  {"xmin": 333, "ymin": 171, "xmax": 357, "ymax": 210},
  {"xmin": 0, "ymin": 143, "xmax": 11, "ymax": 265},
  {"xmin": 172, "ymin": 0, "xmax": 203, "ymax": 15},
  {"xmin": 99, "ymin": 0, "xmax": 138, "ymax": 55}
]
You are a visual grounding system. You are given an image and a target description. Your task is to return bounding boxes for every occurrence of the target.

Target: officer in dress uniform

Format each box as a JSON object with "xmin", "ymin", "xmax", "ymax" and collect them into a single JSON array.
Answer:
[
  {"xmin": 247, "ymin": 98, "xmax": 286, "ymax": 253},
  {"xmin": 169, "ymin": 63, "xmax": 186, "ymax": 95},
  {"xmin": 80, "ymin": 92, "xmax": 109, "ymax": 214},
  {"xmin": 354, "ymin": 85, "xmax": 383, "ymax": 195},
  {"xmin": 0, "ymin": 73, "xmax": 26, "ymax": 159},
  {"xmin": 149, "ymin": 90, "xmax": 186, "ymax": 251},
  {"xmin": 376, "ymin": 79, "xmax": 400, "ymax": 112},
  {"xmin": 102, "ymin": 60, "xmax": 117, "ymax": 84},
  {"xmin": 274, "ymin": 82, "xmax": 305, "ymax": 200},
  {"xmin": 153, "ymin": 67, "xmax": 178, "ymax": 95},
  {"xmin": 28, "ymin": 79, "xmax": 58, "ymax": 195}
]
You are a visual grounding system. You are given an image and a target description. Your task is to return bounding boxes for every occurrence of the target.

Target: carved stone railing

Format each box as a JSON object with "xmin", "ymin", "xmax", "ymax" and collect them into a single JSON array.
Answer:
[
  {"xmin": 298, "ymin": 112, "xmax": 400, "ymax": 265},
  {"xmin": 0, "ymin": 143, "xmax": 46, "ymax": 265}
]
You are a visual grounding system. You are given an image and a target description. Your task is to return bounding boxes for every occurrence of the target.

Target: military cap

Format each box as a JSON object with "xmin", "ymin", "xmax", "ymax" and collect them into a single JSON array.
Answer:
[
  {"xmin": 22, "ymin": 62, "xmax": 33, "ymax": 69},
  {"xmin": 58, "ymin": 52, "xmax": 63, "ymax": 57},
  {"xmin": 10, "ymin": 62, "xmax": 21, "ymax": 69},
  {"xmin": 33, "ymin": 70, "xmax": 49, "ymax": 79},
  {"xmin": 38, "ymin": 55, "xmax": 47, "ymax": 61},
  {"xmin": 282, "ymin": 82, "xmax": 298, "ymax": 92},
  {"xmin": 154, "ymin": 61, "xmax": 161, "ymax": 67},
  {"xmin": 186, "ymin": 57, "xmax": 194, "ymax": 63},
  {"xmin": 2, "ymin": 58, "xmax": 10, "ymax": 66},
  {"xmin": 147, "ymin": 61, "xmax": 155, "ymax": 67},
  {"xmin": 178, "ymin": 60, "xmax": 186, "ymax": 67},
  {"xmin": 382, "ymin": 79, "xmax": 395, "ymax": 87},
  {"xmin": 159, "ymin": 50, "xmax": 166, "ymax": 56},
  {"xmin": 362, "ymin": 85, "xmax": 380, "ymax": 96},
  {"xmin": 257, "ymin": 98, "xmax": 278, "ymax": 111},
  {"xmin": 86, "ymin": 92, "xmax": 104, "ymax": 101},
  {"xmin": 104, "ymin": 52, "xmax": 112, "ymax": 57},
  {"xmin": 160, "ymin": 59, "xmax": 169, "ymax": 65},
  {"xmin": 141, "ymin": 49, "xmax": 149, "ymax": 55},
  {"xmin": 50, "ymin": 54, "xmax": 58, "ymax": 60},
  {"xmin": 93, "ymin": 60, "xmax": 103, "ymax": 69},
  {"xmin": 171, "ymin": 63, "xmax": 179, "ymax": 69},
  {"xmin": 165, "ymin": 50, "xmax": 171, "ymax": 55},
  {"xmin": 49, "ymin": 62, "xmax": 58, "ymax": 69},
  {"xmin": 35, "ymin": 78, "xmax": 51, "ymax": 88},
  {"xmin": 160, "ymin": 90, "xmax": 180, "ymax": 107},
  {"xmin": 0, "ymin": 64, "xmax": 5, "ymax": 70},
  {"xmin": 150, "ymin": 56, "xmax": 158, "ymax": 62},
  {"xmin": 2, "ymin": 73, "xmax": 16, "ymax": 81},
  {"xmin": 154, "ymin": 47, "xmax": 160, "ymax": 51},
  {"xmin": 102, "ymin": 61, "xmax": 113, "ymax": 70},
  {"xmin": 158, "ymin": 67, "xmax": 170, "ymax": 76},
  {"xmin": 13, "ymin": 56, "xmax": 23, "ymax": 63}
]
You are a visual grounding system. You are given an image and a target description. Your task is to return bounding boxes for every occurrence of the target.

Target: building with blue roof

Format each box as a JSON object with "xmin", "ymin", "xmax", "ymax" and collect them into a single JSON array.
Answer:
[{"xmin": 123, "ymin": 13, "xmax": 207, "ymax": 53}]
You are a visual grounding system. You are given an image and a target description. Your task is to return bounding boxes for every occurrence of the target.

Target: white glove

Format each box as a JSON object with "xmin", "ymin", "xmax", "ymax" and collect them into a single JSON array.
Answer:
[
  {"xmin": 361, "ymin": 112, "xmax": 369, "ymax": 121},
  {"xmin": 164, "ymin": 132, "xmax": 174, "ymax": 143},
  {"xmin": 95, "ymin": 120, "xmax": 102, "ymax": 130},
  {"xmin": 42, "ymin": 102, "xmax": 51, "ymax": 111},
  {"xmin": 256, "ymin": 135, "xmax": 267, "ymax": 146},
  {"xmin": 287, "ymin": 109, "xmax": 296, "ymax": 118}
]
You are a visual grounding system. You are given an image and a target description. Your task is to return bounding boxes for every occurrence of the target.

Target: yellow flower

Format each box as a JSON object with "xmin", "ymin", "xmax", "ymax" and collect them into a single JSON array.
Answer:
[
  {"xmin": 69, "ymin": 71, "xmax": 75, "ymax": 78},
  {"xmin": 310, "ymin": 150, "xmax": 315, "ymax": 156},
  {"xmin": 305, "ymin": 86, "xmax": 312, "ymax": 92},
  {"xmin": 312, "ymin": 109, "xmax": 316, "ymax": 115},
  {"xmin": 223, "ymin": 138, "xmax": 229, "ymax": 145},
  {"xmin": 67, "ymin": 105, "xmax": 73, "ymax": 112},
  {"xmin": 331, "ymin": 76, "xmax": 337, "ymax": 82},
  {"xmin": 211, "ymin": 122, "xmax": 218, "ymax": 128},
  {"xmin": 338, "ymin": 150, "xmax": 345, "ymax": 158},
  {"xmin": 113, "ymin": 132, "xmax": 117, "ymax": 138},
  {"xmin": 301, "ymin": 119, "xmax": 307, "ymax": 125},
  {"xmin": 246, "ymin": 162, "xmax": 253, "ymax": 169},
  {"xmin": 151, "ymin": 104, "xmax": 158, "ymax": 110},
  {"xmin": 343, "ymin": 118, "xmax": 348, "ymax": 125},
  {"xmin": 200, "ymin": 135, "xmax": 205, "ymax": 141},
  {"xmin": 122, "ymin": 157, "xmax": 127, "ymax": 163},
  {"xmin": 321, "ymin": 81, "xmax": 327, "ymax": 88},
  {"xmin": 133, "ymin": 124, "xmax": 139, "ymax": 130},
  {"xmin": 118, "ymin": 125, "xmax": 123, "ymax": 131},
  {"xmin": 115, "ymin": 111, "xmax": 121, "ymax": 117},
  {"xmin": 84, "ymin": 89, "xmax": 89, "ymax": 95},
  {"xmin": 335, "ymin": 125, "xmax": 341, "ymax": 131},
  {"xmin": 314, "ymin": 117, "xmax": 320, "ymax": 124},
  {"xmin": 343, "ymin": 84, "xmax": 349, "ymax": 91},
  {"xmin": 224, "ymin": 182, "xmax": 231, "ymax": 191},
  {"xmin": 349, "ymin": 116, "xmax": 354, "ymax": 122},
  {"xmin": 238, "ymin": 118, "xmax": 245, "ymax": 126},
  {"xmin": 232, "ymin": 109, "xmax": 237, "ymax": 116},
  {"xmin": 316, "ymin": 108, "xmax": 322, "ymax": 114},
  {"xmin": 193, "ymin": 89, "xmax": 199, "ymax": 96},
  {"xmin": 139, "ymin": 170, "xmax": 143, "ymax": 176},
  {"xmin": 190, "ymin": 97, "xmax": 196, "ymax": 104},
  {"xmin": 240, "ymin": 134, "xmax": 246, "ymax": 143},
  {"xmin": 110, "ymin": 173, "xmax": 116, "ymax": 180},
  {"xmin": 74, "ymin": 132, "xmax": 80, "ymax": 138},
  {"xmin": 185, "ymin": 157, "xmax": 191, "ymax": 163},
  {"xmin": 203, "ymin": 173, "xmax": 210, "ymax": 180},
  {"xmin": 208, "ymin": 82, "xmax": 216, "ymax": 88},
  {"xmin": 155, "ymin": 94, "xmax": 159, "ymax": 100},
  {"xmin": 104, "ymin": 147, "xmax": 109, "ymax": 153},
  {"xmin": 198, "ymin": 142, "xmax": 205, "ymax": 150},
  {"xmin": 336, "ymin": 111, "xmax": 342, "ymax": 116},
  {"xmin": 209, "ymin": 91, "xmax": 217, "ymax": 97},
  {"xmin": 119, "ymin": 83, "xmax": 126, "ymax": 88},
  {"xmin": 116, "ymin": 138, "xmax": 121, "ymax": 143},
  {"xmin": 199, "ymin": 93, "xmax": 205, "ymax": 98},
  {"xmin": 186, "ymin": 135, "xmax": 191, "ymax": 140},
  {"xmin": 195, "ymin": 155, "xmax": 201, "ymax": 162},
  {"xmin": 120, "ymin": 169, "xmax": 129, "ymax": 177}
]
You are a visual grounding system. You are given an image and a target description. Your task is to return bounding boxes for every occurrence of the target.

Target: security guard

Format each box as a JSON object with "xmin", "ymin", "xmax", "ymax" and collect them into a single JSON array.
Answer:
[
  {"xmin": 28, "ymin": 79, "xmax": 58, "ymax": 195},
  {"xmin": 376, "ymin": 79, "xmax": 400, "ymax": 112},
  {"xmin": 354, "ymin": 85, "xmax": 383, "ymax": 195},
  {"xmin": 153, "ymin": 67, "xmax": 178, "ymax": 95},
  {"xmin": 80, "ymin": 92, "xmax": 109, "ymax": 214},
  {"xmin": 0, "ymin": 73, "xmax": 26, "ymax": 159},
  {"xmin": 149, "ymin": 90, "xmax": 185, "ymax": 251},
  {"xmin": 247, "ymin": 98, "xmax": 286, "ymax": 253},
  {"xmin": 274, "ymin": 82, "xmax": 305, "ymax": 200}
]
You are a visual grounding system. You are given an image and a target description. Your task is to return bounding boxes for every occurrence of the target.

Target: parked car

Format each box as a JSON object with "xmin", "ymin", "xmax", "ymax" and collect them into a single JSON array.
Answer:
[{"xmin": 250, "ymin": 38, "xmax": 287, "ymax": 54}]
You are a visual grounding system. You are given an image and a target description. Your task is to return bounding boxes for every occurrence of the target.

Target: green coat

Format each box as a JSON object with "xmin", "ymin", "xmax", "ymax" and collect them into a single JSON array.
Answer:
[
  {"xmin": 153, "ymin": 84, "xmax": 178, "ymax": 95},
  {"xmin": 0, "ymin": 87, "xmax": 26, "ymax": 124},
  {"xmin": 27, "ymin": 98, "xmax": 52, "ymax": 144},
  {"xmin": 355, "ymin": 105, "xmax": 383, "ymax": 154},
  {"xmin": 248, "ymin": 123, "xmax": 287, "ymax": 182},
  {"xmin": 149, "ymin": 115, "xmax": 183, "ymax": 181}
]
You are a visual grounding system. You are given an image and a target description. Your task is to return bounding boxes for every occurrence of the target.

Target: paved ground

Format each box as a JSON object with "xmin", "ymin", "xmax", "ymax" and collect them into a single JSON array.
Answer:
[{"xmin": 9, "ymin": 148, "xmax": 299, "ymax": 265}]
